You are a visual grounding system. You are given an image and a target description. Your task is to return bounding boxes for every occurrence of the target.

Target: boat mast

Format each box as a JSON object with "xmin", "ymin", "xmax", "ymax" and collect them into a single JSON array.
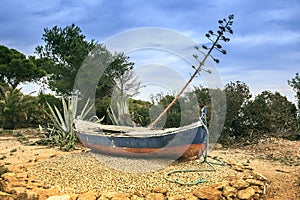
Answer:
[{"xmin": 148, "ymin": 14, "xmax": 234, "ymax": 129}]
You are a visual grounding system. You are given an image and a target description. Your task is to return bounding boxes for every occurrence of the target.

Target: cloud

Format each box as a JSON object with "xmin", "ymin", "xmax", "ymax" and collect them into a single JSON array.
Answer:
[
  {"xmin": 1, "ymin": 0, "xmax": 299, "ymax": 106},
  {"xmin": 133, "ymin": 64, "xmax": 189, "ymax": 100},
  {"xmin": 232, "ymin": 31, "xmax": 300, "ymax": 47}
]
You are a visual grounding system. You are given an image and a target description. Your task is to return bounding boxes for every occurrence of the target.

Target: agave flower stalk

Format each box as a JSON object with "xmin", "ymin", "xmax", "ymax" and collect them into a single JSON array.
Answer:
[{"xmin": 148, "ymin": 14, "xmax": 234, "ymax": 128}]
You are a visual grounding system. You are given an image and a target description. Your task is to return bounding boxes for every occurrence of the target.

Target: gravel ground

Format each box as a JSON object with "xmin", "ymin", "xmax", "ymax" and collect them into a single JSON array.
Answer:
[{"xmin": 28, "ymin": 152, "xmax": 240, "ymax": 196}]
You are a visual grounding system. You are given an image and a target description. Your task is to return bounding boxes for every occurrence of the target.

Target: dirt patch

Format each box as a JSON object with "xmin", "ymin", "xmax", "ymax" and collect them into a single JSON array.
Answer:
[
  {"xmin": 210, "ymin": 138, "xmax": 300, "ymax": 200},
  {"xmin": 0, "ymin": 130, "xmax": 72, "ymax": 167}
]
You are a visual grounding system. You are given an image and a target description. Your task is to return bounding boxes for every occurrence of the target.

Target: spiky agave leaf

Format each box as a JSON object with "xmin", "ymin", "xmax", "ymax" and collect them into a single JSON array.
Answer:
[
  {"xmin": 77, "ymin": 98, "xmax": 94, "ymax": 120},
  {"xmin": 108, "ymin": 106, "xmax": 118, "ymax": 125},
  {"xmin": 46, "ymin": 102, "xmax": 67, "ymax": 133},
  {"xmin": 69, "ymin": 96, "xmax": 77, "ymax": 121},
  {"xmin": 65, "ymin": 98, "xmax": 75, "ymax": 133}
]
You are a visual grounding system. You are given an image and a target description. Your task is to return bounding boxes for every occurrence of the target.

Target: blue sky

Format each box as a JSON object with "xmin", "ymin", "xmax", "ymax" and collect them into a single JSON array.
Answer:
[{"xmin": 0, "ymin": 0, "xmax": 299, "ymax": 104}]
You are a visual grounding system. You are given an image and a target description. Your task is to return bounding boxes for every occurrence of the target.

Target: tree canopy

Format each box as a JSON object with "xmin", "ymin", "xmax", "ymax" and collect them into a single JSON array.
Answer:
[
  {"xmin": 223, "ymin": 81, "xmax": 252, "ymax": 136},
  {"xmin": 35, "ymin": 23, "xmax": 136, "ymax": 99},
  {"xmin": 243, "ymin": 91, "xmax": 298, "ymax": 140},
  {"xmin": 35, "ymin": 24, "xmax": 97, "ymax": 95},
  {"xmin": 288, "ymin": 73, "xmax": 300, "ymax": 108},
  {"xmin": 0, "ymin": 45, "xmax": 46, "ymax": 89}
]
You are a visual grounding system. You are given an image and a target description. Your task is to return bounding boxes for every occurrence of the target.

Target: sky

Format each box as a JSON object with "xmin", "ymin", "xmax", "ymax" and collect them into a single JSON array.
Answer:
[{"xmin": 0, "ymin": 0, "xmax": 299, "ymax": 105}]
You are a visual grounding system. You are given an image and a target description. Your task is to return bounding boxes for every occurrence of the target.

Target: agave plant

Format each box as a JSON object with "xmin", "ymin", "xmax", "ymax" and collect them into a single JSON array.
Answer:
[
  {"xmin": 108, "ymin": 99, "xmax": 132, "ymax": 126},
  {"xmin": 108, "ymin": 89, "xmax": 134, "ymax": 126},
  {"xmin": 44, "ymin": 96, "xmax": 99, "ymax": 151},
  {"xmin": 46, "ymin": 97, "xmax": 75, "ymax": 134}
]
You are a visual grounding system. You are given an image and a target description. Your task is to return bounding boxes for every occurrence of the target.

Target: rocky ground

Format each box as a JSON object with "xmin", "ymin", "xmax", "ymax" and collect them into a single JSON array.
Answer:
[{"xmin": 0, "ymin": 129, "xmax": 299, "ymax": 200}]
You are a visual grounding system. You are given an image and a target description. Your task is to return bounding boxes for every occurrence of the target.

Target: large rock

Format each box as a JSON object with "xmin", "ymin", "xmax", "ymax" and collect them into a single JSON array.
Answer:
[
  {"xmin": 26, "ymin": 190, "xmax": 39, "ymax": 199},
  {"xmin": 31, "ymin": 186, "xmax": 61, "ymax": 200},
  {"xmin": 249, "ymin": 186, "xmax": 263, "ymax": 194},
  {"xmin": 69, "ymin": 193, "xmax": 79, "ymax": 200},
  {"xmin": 131, "ymin": 194, "xmax": 144, "ymax": 200},
  {"xmin": 230, "ymin": 178, "xmax": 250, "ymax": 189},
  {"xmin": 98, "ymin": 191, "xmax": 118, "ymax": 199},
  {"xmin": 1, "ymin": 173, "xmax": 16, "ymax": 182},
  {"xmin": 245, "ymin": 179, "xmax": 265, "ymax": 187},
  {"xmin": 168, "ymin": 193, "xmax": 198, "ymax": 200},
  {"xmin": 237, "ymin": 187, "xmax": 256, "ymax": 200},
  {"xmin": 222, "ymin": 186, "xmax": 237, "ymax": 199},
  {"xmin": 99, "ymin": 192, "xmax": 131, "ymax": 200},
  {"xmin": 0, "ymin": 191, "xmax": 11, "ymax": 199},
  {"xmin": 46, "ymin": 194, "xmax": 72, "ymax": 200},
  {"xmin": 193, "ymin": 187, "xmax": 222, "ymax": 200},
  {"xmin": 6, "ymin": 165, "xmax": 26, "ymax": 173},
  {"xmin": 15, "ymin": 172, "xmax": 28, "ymax": 179},
  {"xmin": 132, "ymin": 190, "xmax": 144, "ymax": 198},
  {"xmin": 0, "ymin": 180, "xmax": 13, "ymax": 193},
  {"xmin": 78, "ymin": 191, "xmax": 97, "ymax": 200},
  {"xmin": 145, "ymin": 192, "xmax": 165, "ymax": 200},
  {"xmin": 10, "ymin": 180, "xmax": 26, "ymax": 187},
  {"xmin": 210, "ymin": 180, "xmax": 230, "ymax": 190},
  {"xmin": 151, "ymin": 187, "xmax": 168, "ymax": 194},
  {"xmin": 0, "ymin": 191, "xmax": 11, "ymax": 196},
  {"xmin": 10, "ymin": 187, "xmax": 26, "ymax": 195},
  {"xmin": 111, "ymin": 193, "xmax": 130, "ymax": 200}
]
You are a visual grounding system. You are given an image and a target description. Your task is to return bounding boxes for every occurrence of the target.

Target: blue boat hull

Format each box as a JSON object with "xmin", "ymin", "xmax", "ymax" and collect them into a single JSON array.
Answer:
[{"xmin": 75, "ymin": 121, "xmax": 207, "ymax": 159}]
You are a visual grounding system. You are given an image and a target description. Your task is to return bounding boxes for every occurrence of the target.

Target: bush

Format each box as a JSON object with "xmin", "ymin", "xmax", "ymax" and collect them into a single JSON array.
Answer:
[
  {"xmin": 244, "ymin": 91, "xmax": 298, "ymax": 139},
  {"xmin": 0, "ymin": 86, "xmax": 37, "ymax": 129}
]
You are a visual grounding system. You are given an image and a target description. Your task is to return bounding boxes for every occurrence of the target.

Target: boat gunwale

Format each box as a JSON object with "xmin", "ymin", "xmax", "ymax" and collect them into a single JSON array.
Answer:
[{"xmin": 74, "ymin": 120, "xmax": 203, "ymax": 138}]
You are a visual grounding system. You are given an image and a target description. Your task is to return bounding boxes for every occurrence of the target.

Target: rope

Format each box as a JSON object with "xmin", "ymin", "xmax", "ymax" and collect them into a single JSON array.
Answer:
[
  {"xmin": 164, "ymin": 117, "xmax": 225, "ymax": 185},
  {"xmin": 164, "ymin": 157, "xmax": 225, "ymax": 185}
]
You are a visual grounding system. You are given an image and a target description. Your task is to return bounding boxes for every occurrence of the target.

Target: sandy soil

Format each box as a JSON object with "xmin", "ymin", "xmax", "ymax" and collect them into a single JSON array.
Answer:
[
  {"xmin": 210, "ymin": 138, "xmax": 300, "ymax": 200},
  {"xmin": 0, "ymin": 129, "xmax": 299, "ymax": 199}
]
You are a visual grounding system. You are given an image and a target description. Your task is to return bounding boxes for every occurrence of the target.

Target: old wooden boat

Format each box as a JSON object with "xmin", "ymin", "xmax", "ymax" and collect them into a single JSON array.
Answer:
[{"xmin": 74, "ymin": 118, "xmax": 207, "ymax": 159}]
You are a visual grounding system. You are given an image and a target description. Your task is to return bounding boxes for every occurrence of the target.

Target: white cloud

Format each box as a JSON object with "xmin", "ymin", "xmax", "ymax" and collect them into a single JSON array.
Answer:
[
  {"xmin": 232, "ymin": 31, "xmax": 300, "ymax": 47},
  {"xmin": 0, "ymin": 0, "xmax": 299, "ymax": 107}
]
